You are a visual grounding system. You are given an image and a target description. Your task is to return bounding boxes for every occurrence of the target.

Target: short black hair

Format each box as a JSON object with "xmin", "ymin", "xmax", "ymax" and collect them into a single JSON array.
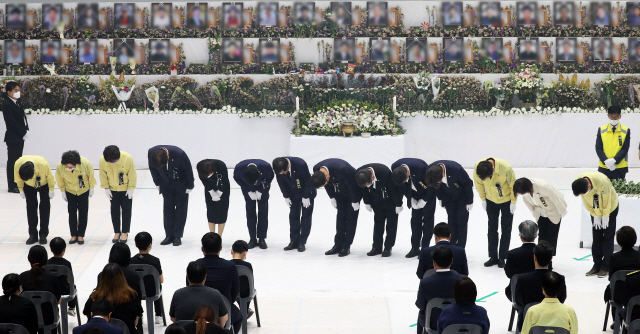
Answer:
[
  {"xmin": 243, "ymin": 165, "xmax": 261, "ymax": 184},
  {"xmin": 49, "ymin": 237, "xmax": 66, "ymax": 256},
  {"xmin": 232, "ymin": 240, "xmax": 249, "ymax": 254},
  {"xmin": 433, "ymin": 223, "xmax": 451, "ymax": 239},
  {"xmin": 391, "ymin": 166, "xmax": 408, "ymax": 185},
  {"xmin": 2, "ymin": 273, "xmax": 21, "ymax": 295},
  {"xmin": 187, "ymin": 261, "xmax": 207, "ymax": 284},
  {"xmin": 5, "ymin": 81, "xmax": 19, "ymax": 93},
  {"xmin": 108, "ymin": 243, "xmax": 131, "ymax": 267},
  {"xmin": 513, "ymin": 177, "xmax": 533, "ymax": 195},
  {"xmin": 608, "ymin": 106, "xmax": 622, "ymax": 114},
  {"xmin": 91, "ymin": 299, "xmax": 114, "ymax": 317},
  {"xmin": 272, "ymin": 157, "xmax": 289, "ymax": 174},
  {"xmin": 103, "ymin": 145, "xmax": 121, "ymax": 162},
  {"xmin": 18, "ymin": 162, "xmax": 35, "ymax": 181},
  {"xmin": 202, "ymin": 232, "xmax": 222, "ymax": 254},
  {"xmin": 425, "ymin": 164, "xmax": 444, "ymax": 188},
  {"xmin": 616, "ymin": 226, "xmax": 637, "ymax": 249},
  {"xmin": 453, "ymin": 277, "xmax": 477, "ymax": 303},
  {"xmin": 355, "ymin": 168, "xmax": 373, "ymax": 188},
  {"xmin": 541, "ymin": 271, "xmax": 563, "ymax": 297},
  {"xmin": 196, "ymin": 159, "xmax": 217, "ymax": 180},
  {"xmin": 534, "ymin": 240, "xmax": 554, "ymax": 267},
  {"xmin": 476, "ymin": 160, "xmax": 493, "ymax": 180},
  {"xmin": 571, "ymin": 178, "xmax": 589, "ymax": 196},
  {"xmin": 61, "ymin": 150, "xmax": 81, "ymax": 166},
  {"xmin": 311, "ymin": 171, "xmax": 327, "ymax": 188},
  {"xmin": 134, "ymin": 232, "xmax": 152, "ymax": 251},
  {"xmin": 431, "ymin": 245, "xmax": 453, "ymax": 268},
  {"xmin": 150, "ymin": 148, "xmax": 168, "ymax": 168}
]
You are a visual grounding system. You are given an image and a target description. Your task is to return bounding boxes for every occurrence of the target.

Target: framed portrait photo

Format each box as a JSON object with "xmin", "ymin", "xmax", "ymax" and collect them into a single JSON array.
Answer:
[
  {"xmin": 517, "ymin": 2, "xmax": 537, "ymax": 27},
  {"xmin": 592, "ymin": 38, "xmax": 612, "ymax": 63},
  {"xmin": 223, "ymin": 3, "xmax": 243, "ymax": 29},
  {"xmin": 629, "ymin": 38, "xmax": 640, "ymax": 65},
  {"xmin": 556, "ymin": 37, "xmax": 577, "ymax": 63},
  {"xmin": 481, "ymin": 37, "xmax": 503, "ymax": 62},
  {"xmin": 590, "ymin": 2, "xmax": 611, "ymax": 26},
  {"xmin": 187, "ymin": 3, "xmax": 208, "ymax": 30},
  {"xmin": 222, "ymin": 38, "xmax": 243, "ymax": 63},
  {"xmin": 259, "ymin": 38, "xmax": 280, "ymax": 63},
  {"xmin": 6, "ymin": 4, "xmax": 26, "ymax": 31},
  {"xmin": 628, "ymin": 3, "xmax": 640, "ymax": 27},
  {"xmin": 258, "ymin": 2, "xmax": 278, "ymax": 27},
  {"xmin": 334, "ymin": 37, "xmax": 355, "ymax": 63},
  {"xmin": 77, "ymin": 39, "xmax": 98, "ymax": 64},
  {"xmin": 331, "ymin": 2, "xmax": 352, "ymax": 28},
  {"xmin": 294, "ymin": 2, "xmax": 314, "ymax": 25},
  {"xmin": 367, "ymin": 2, "xmax": 388, "ymax": 27},
  {"xmin": 443, "ymin": 37, "xmax": 463, "ymax": 62},
  {"xmin": 480, "ymin": 2, "xmax": 501, "ymax": 27},
  {"xmin": 150, "ymin": 39, "xmax": 170, "ymax": 64},
  {"xmin": 151, "ymin": 3, "xmax": 173, "ymax": 29},
  {"xmin": 406, "ymin": 38, "xmax": 427, "ymax": 63},
  {"xmin": 113, "ymin": 39, "xmax": 135, "ymax": 64},
  {"xmin": 518, "ymin": 38, "xmax": 539, "ymax": 62},
  {"xmin": 5, "ymin": 40, "xmax": 25, "ymax": 64},
  {"xmin": 442, "ymin": 2, "xmax": 463, "ymax": 27},
  {"xmin": 42, "ymin": 4, "xmax": 63, "ymax": 31},
  {"xmin": 77, "ymin": 4, "xmax": 100, "ymax": 30},
  {"xmin": 369, "ymin": 37, "xmax": 390, "ymax": 63},
  {"xmin": 114, "ymin": 3, "xmax": 135, "ymax": 29},
  {"xmin": 553, "ymin": 2, "xmax": 574, "ymax": 26}
]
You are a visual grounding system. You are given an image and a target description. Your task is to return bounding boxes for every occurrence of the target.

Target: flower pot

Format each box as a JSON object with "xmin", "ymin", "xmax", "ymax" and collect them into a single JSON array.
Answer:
[{"xmin": 361, "ymin": 132, "xmax": 371, "ymax": 138}]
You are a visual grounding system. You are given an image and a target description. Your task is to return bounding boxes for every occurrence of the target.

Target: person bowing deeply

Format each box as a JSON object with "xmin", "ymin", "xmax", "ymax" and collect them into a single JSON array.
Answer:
[
  {"xmin": 196, "ymin": 159, "xmax": 231, "ymax": 236},
  {"xmin": 273, "ymin": 157, "xmax": 316, "ymax": 252},
  {"xmin": 233, "ymin": 159, "xmax": 274, "ymax": 250},
  {"xmin": 100, "ymin": 145, "xmax": 137, "ymax": 244},
  {"xmin": 15, "ymin": 155, "xmax": 55, "ymax": 245}
]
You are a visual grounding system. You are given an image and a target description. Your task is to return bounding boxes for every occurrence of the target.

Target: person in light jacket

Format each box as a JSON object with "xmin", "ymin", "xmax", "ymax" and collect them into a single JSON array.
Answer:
[{"xmin": 513, "ymin": 177, "xmax": 567, "ymax": 255}]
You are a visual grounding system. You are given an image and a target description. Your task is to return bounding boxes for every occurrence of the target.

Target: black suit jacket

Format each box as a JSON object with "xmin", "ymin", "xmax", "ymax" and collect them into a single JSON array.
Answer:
[
  {"xmin": 607, "ymin": 248, "xmax": 640, "ymax": 303},
  {"xmin": 313, "ymin": 159, "xmax": 361, "ymax": 203},
  {"xmin": 233, "ymin": 159, "xmax": 274, "ymax": 195},
  {"xmin": 2, "ymin": 98, "xmax": 28, "ymax": 144},
  {"xmin": 514, "ymin": 268, "xmax": 566, "ymax": 329},
  {"xmin": 429, "ymin": 160, "xmax": 474, "ymax": 206},
  {"xmin": 195, "ymin": 255, "xmax": 240, "ymax": 307},
  {"xmin": 391, "ymin": 158, "xmax": 434, "ymax": 206},
  {"xmin": 148, "ymin": 145, "xmax": 194, "ymax": 192},
  {"xmin": 275, "ymin": 157, "xmax": 316, "ymax": 200},
  {"xmin": 357, "ymin": 163, "xmax": 403, "ymax": 208},
  {"xmin": 416, "ymin": 240, "xmax": 469, "ymax": 278},
  {"xmin": 622, "ymin": 271, "xmax": 640, "ymax": 323},
  {"xmin": 72, "ymin": 317, "xmax": 123, "ymax": 334},
  {"xmin": 197, "ymin": 159, "xmax": 231, "ymax": 196},
  {"xmin": 504, "ymin": 243, "xmax": 536, "ymax": 301},
  {"xmin": 415, "ymin": 271, "xmax": 464, "ymax": 329}
]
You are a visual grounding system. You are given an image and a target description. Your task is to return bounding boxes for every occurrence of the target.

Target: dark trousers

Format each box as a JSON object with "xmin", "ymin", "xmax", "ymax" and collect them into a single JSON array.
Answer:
[
  {"xmin": 410, "ymin": 199, "xmax": 436, "ymax": 249},
  {"xmin": 289, "ymin": 197, "xmax": 314, "ymax": 245},
  {"xmin": 6, "ymin": 140, "xmax": 23, "ymax": 190},
  {"xmin": 67, "ymin": 191, "xmax": 89, "ymax": 237},
  {"xmin": 591, "ymin": 205, "xmax": 619, "ymax": 271},
  {"xmin": 110, "ymin": 190, "xmax": 132, "ymax": 233},
  {"xmin": 334, "ymin": 196, "xmax": 359, "ymax": 249},
  {"xmin": 243, "ymin": 191, "xmax": 269, "ymax": 240},
  {"xmin": 486, "ymin": 200, "xmax": 513, "ymax": 260},
  {"xmin": 24, "ymin": 184, "xmax": 50, "ymax": 238},
  {"xmin": 538, "ymin": 216, "xmax": 561, "ymax": 255},
  {"xmin": 445, "ymin": 199, "xmax": 470, "ymax": 248},
  {"xmin": 162, "ymin": 187, "xmax": 189, "ymax": 239},
  {"xmin": 598, "ymin": 167, "xmax": 627, "ymax": 181},
  {"xmin": 231, "ymin": 303, "xmax": 242, "ymax": 334},
  {"xmin": 372, "ymin": 205, "xmax": 399, "ymax": 250}
]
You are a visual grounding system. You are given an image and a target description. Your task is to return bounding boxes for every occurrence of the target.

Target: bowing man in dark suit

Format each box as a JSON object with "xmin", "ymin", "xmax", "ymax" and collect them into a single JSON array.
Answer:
[
  {"xmin": 148, "ymin": 145, "xmax": 194, "ymax": 247},
  {"xmin": 72, "ymin": 299, "xmax": 123, "ymax": 334},
  {"xmin": 233, "ymin": 159, "xmax": 274, "ymax": 249},
  {"xmin": 356, "ymin": 164, "xmax": 404, "ymax": 257},
  {"xmin": 416, "ymin": 246, "xmax": 464, "ymax": 334},
  {"xmin": 273, "ymin": 157, "xmax": 316, "ymax": 252},
  {"xmin": 514, "ymin": 241, "xmax": 566, "ymax": 331},
  {"xmin": 391, "ymin": 158, "xmax": 436, "ymax": 258},
  {"xmin": 604, "ymin": 226, "xmax": 640, "ymax": 324},
  {"xmin": 417, "ymin": 223, "xmax": 469, "ymax": 278},
  {"xmin": 504, "ymin": 220, "xmax": 538, "ymax": 301},
  {"xmin": 196, "ymin": 159, "xmax": 231, "ymax": 236},
  {"xmin": 425, "ymin": 160, "xmax": 474, "ymax": 247},
  {"xmin": 312, "ymin": 159, "xmax": 362, "ymax": 257},
  {"xmin": 2, "ymin": 81, "xmax": 28, "ymax": 193}
]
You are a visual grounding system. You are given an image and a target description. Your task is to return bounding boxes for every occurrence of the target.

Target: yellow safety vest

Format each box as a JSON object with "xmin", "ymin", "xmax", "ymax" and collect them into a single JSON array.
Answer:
[{"xmin": 598, "ymin": 123, "xmax": 628, "ymax": 169}]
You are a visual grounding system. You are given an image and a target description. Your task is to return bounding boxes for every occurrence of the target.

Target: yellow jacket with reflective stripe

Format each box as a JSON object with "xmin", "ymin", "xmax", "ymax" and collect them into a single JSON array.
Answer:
[
  {"xmin": 575, "ymin": 171, "xmax": 619, "ymax": 218},
  {"xmin": 13, "ymin": 155, "xmax": 55, "ymax": 191},
  {"xmin": 473, "ymin": 158, "xmax": 516, "ymax": 204},
  {"xmin": 99, "ymin": 151, "xmax": 137, "ymax": 191},
  {"xmin": 598, "ymin": 123, "xmax": 629, "ymax": 169},
  {"xmin": 55, "ymin": 156, "xmax": 96, "ymax": 195}
]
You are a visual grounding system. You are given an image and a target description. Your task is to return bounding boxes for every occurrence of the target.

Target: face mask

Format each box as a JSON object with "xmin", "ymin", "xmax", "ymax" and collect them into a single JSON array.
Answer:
[
  {"xmin": 610, "ymin": 119, "xmax": 619, "ymax": 126},
  {"xmin": 12, "ymin": 92, "xmax": 20, "ymax": 99},
  {"xmin": 67, "ymin": 167, "xmax": 75, "ymax": 172},
  {"xmin": 111, "ymin": 160, "xmax": 118, "ymax": 165}
]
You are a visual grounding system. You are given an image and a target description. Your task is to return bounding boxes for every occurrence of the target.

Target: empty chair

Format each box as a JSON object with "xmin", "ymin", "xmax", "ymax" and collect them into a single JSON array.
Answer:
[
  {"xmin": 530, "ymin": 326, "xmax": 570, "ymax": 334},
  {"xmin": 424, "ymin": 298, "xmax": 456, "ymax": 334},
  {"xmin": 45, "ymin": 265, "xmax": 81, "ymax": 334},
  {"xmin": 624, "ymin": 296, "xmax": 640, "ymax": 334},
  {"xmin": 0, "ymin": 324, "xmax": 30, "ymax": 334},
  {"xmin": 109, "ymin": 318, "xmax": 130, "ymax": 334},
  {"xmin": 442, "ymin": 324, "xmax": 484, "ymax": 334},
  {"xmin": 20, "ymin": 291, "xmax": 60, "ymax": 334},
  {"xmin": 604, "ymin": 270, "xmax": 634, "ymax": 334},
  {"xmin": 235, "ymin": 265, "xmax": 261, "ymax": 334},
  {"xmin": 508, "ymin": 274, "xmax": 522, "ymax": 333},
  {"xmin": 128, "ymin": 264, "xmax": 167, "ymax": 334}
]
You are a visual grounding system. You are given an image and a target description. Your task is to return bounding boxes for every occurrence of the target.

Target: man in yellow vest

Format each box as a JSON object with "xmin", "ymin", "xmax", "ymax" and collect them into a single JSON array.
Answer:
[
  {"xmin": 572, "ymin": 171, "xmax": 619, "ymax": 278},
  {"xmin": 99, "ymin": 145, "xmax": 137, "ymax": 244},
  {"xmin": 14, "ymin": 155, "xmax": 55, "ymax": 245},
  {"xmin": 596, "ymin": 106, "xmax": 630, "ymax": 180}
]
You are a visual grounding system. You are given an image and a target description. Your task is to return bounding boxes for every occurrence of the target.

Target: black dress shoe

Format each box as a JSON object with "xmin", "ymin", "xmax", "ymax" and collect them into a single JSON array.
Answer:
[
  {"xmin": 8, "ymin": 188, "xmax": 19, "ymax": 193},
  {"xmin": 325, "ymin": 245, "xmax": 340, "ymax": 255},
  {"xmin": 173, "ymin": 238, "xmax": 182, "ymax": 246},
  {"xmin": 338, "ymin": 248, "xmax": 350, "ymax": 257},
  {"xmin": 26, "ymin": 236, "xmax": 38, "ymax": 245},
  {"xmin": 247, "ymin": 239, "xmax": 257, "ymax": 249},
  {"xmin": 298, "ymin": 244, "xmax": 306, "ymax": 252},
  {"xmin": 78, "ymin": 240, "xmax": 84, "ymax": 245},
  {"xmin": 484, "ymin": 257, "xmax": 499, "ymax": 267},
  {"xmin": 69, "ymin": 238, "xmax": 78, "ymax": 245},
  {"xmin": 367, "ymin": 248, "xmax": 382, "ymax": 256},
  {"xmin": 284, "ymin": 242, "xmax": 299, "ymax": 251},
  {"xmin": 160, "ymin": 237, "xmax": 173, "ymax": 245},
  {"xmin": 405, "ymin": 248, "xmax": 421, "ymax": 258},
  {"xmin": 498, "ymin": 259, "xmax": 505, "ymax": 268},
  {"xmin": 39, "ymin": 237, "xmax": 47, "ymax": 245},
  {"xmin": 258, "ymin": 239, "xmax": 268, "ymax": 249},
  {"xmin": 382, "ymin": 248, "xmax": 392, "ymax": 257}
]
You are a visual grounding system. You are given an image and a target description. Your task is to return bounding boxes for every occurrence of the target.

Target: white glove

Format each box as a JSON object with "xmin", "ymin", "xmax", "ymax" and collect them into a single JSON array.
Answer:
[
  {"xmin": 604, "ymin": 158, "xmax": 616, "ymax": 170},
  {"xmin": 438, "ymin": 199, "xmax": 444, "ymax": 208},
  {"xmin": 510, "ymin": 203, "xmax": 516, "ymax": 214},
  {"xmin": 284, "ymin": 198, "xmax": 292, "ymax": 207},
  {"xmin": 330, "ymin": 198, "xmax": 337, "ymax": 209},
  {"xmin": 396, "ymin": 206, "xmax": 403, "ymax": 214},
  {"xmin": 49, "ymin": 190, "xmax": 54, "ymax": 199},
  {"xmin": 105, "ymin": 188, "xmax": 112, "ymax": 199},
  {"xmin": 23, "ymin": 132, "xmax": 28, "ymax": 140},
  {"xmin": 248, "ymin": 192, "xmax": 257, "ymax": 201},
  {"xmin": 89, "ymin": 188, "xmax": 94, "ymax": 198},
  {"xmin": 482, "ymin": 201, "xmax": 487, "ymax": 211},
  {"xmin": 593, "ymin": 216, "xmax": 603, "ymax": 229},
  {"xmin": 411, "ymin": 198, "xmax": 418, "ymax": 209},
  {"xmin": 352, "ymin": 202, "xmax": 360, "ymax": 211},
  {"xmin": 19, "ymin": 191, "xmax": 25, "ymax": 199},
  {"xmin": 302, "ymin": 198, "xmax": 311, "ymax": 208},
  {"xmin": 156, "ymin": 186, "xmax": 161, "ymax": 193},
  {"xmin": 126, "ymin": 189, "xmax": 134, "ymax": 199},
  {"xmin": 602, "ymin": 217, "xmax": 610, "ymax": 229},
  {"xmin": 61, "ymin": 192, "xmax": 67, "ymax": 202},
  {"xmin": 255, "ymin": 192, "xmax": 262, "ymax": 200},
  {"xmin": 365, "ymin": 204, "xmax": 373, "ymax": 212},
  {"xmin": 186, "ymin": 188, "xmax": 193, "ymax": 194},
  {"xmin": 416, "ymin": 199, "xmax": 427, "ymax": 209},
  {"xmin": 561, "ymin": 210, "xmax": 567, "ymax": 217},
  {"xmin": 466, "ymin": 203, "xmax": 473, "ymax": 212},
  {"xmin": 209, "ymin": 189, "xmax": 221, "ymax": 201}
]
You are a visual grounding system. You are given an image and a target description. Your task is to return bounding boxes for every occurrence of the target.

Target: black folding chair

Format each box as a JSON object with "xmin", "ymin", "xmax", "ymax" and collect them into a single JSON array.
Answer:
[
  {"xmin": 236, "ymin": 265, "xmax": 261, "ymax": 334},
  {"xmin": 508, "ymin": 274, "xmax": 522, "ymax": 333},
  {"xmin": 423, "ymin": 298, "xmax": 456, "ymax": 334},
  {"xmin": 46, "ymin": 264, "xmax": 81, "ymax": 334},
  {"xmin": 530, "ymin": 326, "xmax": 570, "ymax": 334},
  {"xmin": 442, "ymin": 324, "xmax": 484, "ymax": 334},
  {"xmin": 20, "ymin": 291, "xmax": 60, "ymax": 334},
  {"xmin": 0, "ymin": 324, "xmax": 30, "ymax": 334},
  {"xmin": 604, "ymin": 270, "xmax": 634, "ymax": 334},
  {"xmin": 109, "ymin": 318, "xmax": 130, "ymax": 334},
  {"xmin": 222, "ymin": 295, "xmax": 234, "ymax": 332},
  {"xmin": 129, "ymin": 264, "xmax": 167, "ymax": 334}
]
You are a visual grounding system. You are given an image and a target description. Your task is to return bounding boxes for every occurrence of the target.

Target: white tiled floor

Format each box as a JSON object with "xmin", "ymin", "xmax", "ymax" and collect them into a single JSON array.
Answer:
[{"xmin": 0, "ymin": 167, "xmax": 633, "ymax": 334}]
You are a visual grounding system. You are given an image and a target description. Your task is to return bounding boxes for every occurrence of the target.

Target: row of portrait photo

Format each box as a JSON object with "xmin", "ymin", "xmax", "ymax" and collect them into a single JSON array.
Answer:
[{"xmin": 3, "ymin": 39, "xmax": 180, "ymax": 65}]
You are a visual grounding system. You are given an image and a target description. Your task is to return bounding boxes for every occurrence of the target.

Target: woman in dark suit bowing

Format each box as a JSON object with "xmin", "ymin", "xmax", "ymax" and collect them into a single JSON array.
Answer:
[
  {"xmin": 197, "ymin": 159, "xmax": 231, "ymax": 236},
  {"xmin": 2, "ymin": 80, "xmax": 28, "ymax": 193}
]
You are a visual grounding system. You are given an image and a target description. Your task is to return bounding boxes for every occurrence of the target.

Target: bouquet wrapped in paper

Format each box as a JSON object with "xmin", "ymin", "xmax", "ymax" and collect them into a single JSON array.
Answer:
[{"xmin": 145, "ymin": 86, "xmax": 160, "ymax": 111}]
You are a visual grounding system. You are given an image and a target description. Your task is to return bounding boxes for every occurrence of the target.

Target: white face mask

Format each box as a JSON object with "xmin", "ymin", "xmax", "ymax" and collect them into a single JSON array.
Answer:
[
  {"xmin": 12, "ymin": 91, "xmax": 20, "ymax": 99},
  {"xmin": 67, "ymin": 167, "xmax": 75, "ymax": 172},
  {"xmin": 111, "ymin": 160, "xmax": 118, "ymax": 165},
  {"xmin": 610, "ymin": 119, "xmax": 619, "ymax": 126}
]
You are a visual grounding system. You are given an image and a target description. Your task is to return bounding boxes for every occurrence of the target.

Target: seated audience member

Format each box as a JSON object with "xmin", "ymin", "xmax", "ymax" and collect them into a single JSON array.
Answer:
[
  {"xmin": 72, "ymin": 299, "xmax": 123, "ymax": 334},
  {"xmin": 48, "ymin": 237, "xmax": 78, "ymax": 317},
  {"xmin": 604, "ymin": 226, "xmax": 640, "ymax": 325},
  {"xmin": 230, "ymin": 240, "xmax": 254, "ymax": 318},
  {"xmin": 169, "ymin": 261, "xmax": 228, "ymax": 327},
  {"xmin": 415, "ymin": 246, "xmax": 464, "ymax": 333},
  {"xmin": 521, "ymin": 271, "xmax": 578, "ymax": 334},
  {"xmin": 20, "ymin": 245, "xmax": 62, "ymax": 333},
  {"xmin": 437, "ymin": 277, "xmax": 490, "ymax": 334},
  {"xmin": 504, "ymin": 220, "xmax": 539, "ymax": 301},
  {"xmin": 0, "ymin": 273, "xmax": 39, "ymax": 334},
  {"xmin": 84, "ymin": 263, "xmax": 142, "ymax": 334},
  {"xmin": 515, "ymin": 241, "xmax": 566, "ymax": 330},
  {"xmin": 105, "ymin": 243, "xmax": 142, "ymax": 297},
  {"xmin": 182, "ymin": 305, "xmax": 233, "ymax": 334},
  {"xmin": 416, "ymin": 223, "xmax": 469, "ymax": 278},
  {"xmin": 195, "ymin": 233, "xmax": 242, "ymax": 333},
  {"xmin": 130, "ymin": 231, "xmax": 165, "ymax": 325},
  {"xmin": 166, "ymin": 323, "xmax": 187, "ymax": 334}
]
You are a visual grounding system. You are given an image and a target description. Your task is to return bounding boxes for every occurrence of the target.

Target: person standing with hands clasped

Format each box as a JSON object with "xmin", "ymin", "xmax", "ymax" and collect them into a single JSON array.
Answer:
[
  {"xmin": 2, "ymin": 81, "xmax": 28, "ymax": 193},
  {"xmin": 596, "ymin": 106, "xmax": 630, "ymax": 180},
  {"xmin": 100, "ymin": 145, "xmax": 137, "ymax": 244},
  {"xmin": 56, "ymin": 150, "xmax": 96, "ymax": 245},
  {"xmin": 572, "ymin": 171, "xmax": 619, "ymax": 278},
  {"xmin": 14, "ymin": 155, "xmax": 55, "ymax": 245},
  {"xmin": 474, "ymin": 157, "xmax": 516, "ymax": 268},
  {"xmin": 196, "ymin": 159, "xmax": 230, "ymax": 236},
  {"xmin": 234, "ymin": 159, "xmax": 274, "ymax": 249}
]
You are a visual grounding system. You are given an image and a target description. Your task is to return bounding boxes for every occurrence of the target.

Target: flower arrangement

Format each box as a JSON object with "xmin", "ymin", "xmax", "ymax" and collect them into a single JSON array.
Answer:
[
  {"xmin": 511, "ymin": 64, "xmax": 541, "ymax": 103},
  {"xmin": 299, "ymin": 100, "xmax": 401, "ymax": 136}
]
